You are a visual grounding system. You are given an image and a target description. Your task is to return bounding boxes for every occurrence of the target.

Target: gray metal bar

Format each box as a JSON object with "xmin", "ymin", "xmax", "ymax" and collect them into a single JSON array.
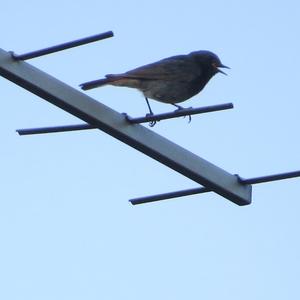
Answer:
[
  {"xmin": 16, "ymin": 103, "xmax": 234, "ymax": 135},
  {"xmin": 0, "ymin": 48, "xmax": 252, "ymax": 206},
  {"xmin": 12, "ymin": 31, "xmax": 114, "ymax": 60},
  {"xmin": 130, "ymin": 170, "xmax": 300, "ymax": 205}
]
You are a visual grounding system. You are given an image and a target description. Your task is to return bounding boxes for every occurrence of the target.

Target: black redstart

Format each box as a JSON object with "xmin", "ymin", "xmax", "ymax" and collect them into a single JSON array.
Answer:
[{"xmin": 80, "ymin": 50, "xmax": 229, "ymax": 116}]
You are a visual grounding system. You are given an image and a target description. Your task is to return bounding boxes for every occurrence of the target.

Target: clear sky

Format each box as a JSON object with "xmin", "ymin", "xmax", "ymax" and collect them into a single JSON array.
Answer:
[{"xmin": 1, "ymin": 1, "xmax": 300, "ymax": 299}]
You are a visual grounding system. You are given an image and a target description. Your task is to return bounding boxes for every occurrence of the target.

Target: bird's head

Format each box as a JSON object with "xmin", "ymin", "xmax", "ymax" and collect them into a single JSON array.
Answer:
[{"xmin": 189, "ymin": 50, "xmax": 230, "ymax": 76}]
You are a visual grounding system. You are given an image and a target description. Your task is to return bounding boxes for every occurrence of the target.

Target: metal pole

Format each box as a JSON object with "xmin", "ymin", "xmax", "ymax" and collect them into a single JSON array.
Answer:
[
  {"xmin": 17, "ymin": 124, "xmax": 96, "ymax": 136},
  {"xmin": 12, "ymin": 31, "xmax": 114, "ymax": 60},
  {"xmin": 130, "ymin": 187, "xmax": 210, "ymax": 205},
  {"xmin": 127, "ymin": 103, "xmax": 234, "ymax": 123},
  {"xmin": 238, "ymin": 170, "xmax": 300, "ymax": 184},
  {"xmin": 130, "ymin": 170, "xmax": 300, "ymax": 205},
  {"xmin": 16, "ymin": 103, "xmax": 234, "ymax": 135}
]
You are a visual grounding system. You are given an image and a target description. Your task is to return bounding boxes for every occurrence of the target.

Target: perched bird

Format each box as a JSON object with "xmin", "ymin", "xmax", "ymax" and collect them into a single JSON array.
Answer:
[{"xmin": 80, "ymin": 50, "xmax": 229, "ymax": 118}]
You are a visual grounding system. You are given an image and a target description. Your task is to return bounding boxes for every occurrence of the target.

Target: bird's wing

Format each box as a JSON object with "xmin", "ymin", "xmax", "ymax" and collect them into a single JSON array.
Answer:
[{"xmin": 110, "ymin": 55, "xmax": 198, "ymax": 81}]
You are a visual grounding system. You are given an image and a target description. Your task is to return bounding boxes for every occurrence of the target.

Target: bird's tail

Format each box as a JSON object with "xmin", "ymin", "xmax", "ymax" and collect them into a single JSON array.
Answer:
[{"xmin": 79, "ymin": 77, "xmax": 112, "ymax": 90}]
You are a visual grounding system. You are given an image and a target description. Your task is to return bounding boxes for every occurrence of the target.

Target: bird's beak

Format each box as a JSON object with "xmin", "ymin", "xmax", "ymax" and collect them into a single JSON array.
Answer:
[{"xmin": 217, "ymin": 63, "xmax": 230, "ymax": 76}]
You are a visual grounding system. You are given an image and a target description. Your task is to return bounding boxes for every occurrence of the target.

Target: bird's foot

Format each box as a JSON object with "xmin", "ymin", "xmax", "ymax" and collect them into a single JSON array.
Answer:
[
  {"xmin": 186, "ymin": 114, "xmax": 192, "ymax": 123},
  {"xmin": 146, "ymin": 113, "xmax": 157, "ymax": 127},
  {"xmin": 172, "ymin": 104, "xmax": 184, "ymax": 111},
  {"xmin": 172, "ymin": 104, "xmax": 193, "ymax": 123},
  {"xmin": 149, "ymin": 120, "xmax": 157, "ymax": 127}
]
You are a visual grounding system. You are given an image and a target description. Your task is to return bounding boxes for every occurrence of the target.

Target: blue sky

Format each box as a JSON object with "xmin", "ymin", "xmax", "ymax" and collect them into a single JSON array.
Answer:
[{"xmin": 1, "ymin": 1, "xmax": 300, "ymax": 299}]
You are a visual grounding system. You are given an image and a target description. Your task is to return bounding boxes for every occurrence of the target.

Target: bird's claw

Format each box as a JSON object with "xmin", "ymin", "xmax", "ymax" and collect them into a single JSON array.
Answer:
[
  {"xmin": 182, "ymin": 114, "xmax": 192, "ymax": 123},
  {"xmin": 173, "ymin": 105, "xmax": 192, "ymax": 124},
  {"xmin": 149, "ymin": 120, "xmax": 157, "ymax": 127},
  {"xmin": 146, "ymin": 113, "xmax": 157, "ymax": 127}
]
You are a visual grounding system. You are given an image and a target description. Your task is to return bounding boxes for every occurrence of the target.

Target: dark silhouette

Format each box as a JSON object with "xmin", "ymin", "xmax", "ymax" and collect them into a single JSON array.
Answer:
[{"xmin": 80, "ymin": 50, "xmax": 229, "ymax": 120}]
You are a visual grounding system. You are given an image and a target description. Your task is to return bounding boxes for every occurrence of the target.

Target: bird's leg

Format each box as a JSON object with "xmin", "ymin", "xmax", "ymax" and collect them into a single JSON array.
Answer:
[
  {"xmin": 171, "ymin": 104, "xmax": 192, "ymax": 123},
  {"xmin": 145, "ymin": 97, "xmax": 156, "ymax": 127},
  {"xmin": 172, "ymin": 104, "xmax": 184, "ymax": 110},
  {"xmin": 145, "ymin": 97, "xmax": 154, "ymax": 115}
]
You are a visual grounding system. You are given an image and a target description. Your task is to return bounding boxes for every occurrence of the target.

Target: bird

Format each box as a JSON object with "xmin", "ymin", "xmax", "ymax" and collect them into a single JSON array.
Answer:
[{"xmin": 79, "ymin": 50, "xmax": 229, "ymax": 125}]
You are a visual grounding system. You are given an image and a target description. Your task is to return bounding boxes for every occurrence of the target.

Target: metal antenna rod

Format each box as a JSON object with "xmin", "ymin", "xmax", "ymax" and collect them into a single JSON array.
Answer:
[
  {"xmin": 237, "ymin": 170, "xmax": 300, "ymax": 184},
  {"xmin": 130, "ymin": 187, "xmax": 211, "ymax": 205},
  {"xmin": 12, "ymin": 31, "xmax": 114, "ymax": 60},
  {"xmin": 16, "ymin": 103, "xmax": 234, "ymax": 135},
  {"xmin": 130, "ymin": 170, "xmax": 300, "ymax": 205},
  {"xmin": 127, "ymin": 103, "xmax": 234, "ymax": 124},
  {"xmin": 17, "ymin": 124, "xmax": 96, "ymax": 136}
]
